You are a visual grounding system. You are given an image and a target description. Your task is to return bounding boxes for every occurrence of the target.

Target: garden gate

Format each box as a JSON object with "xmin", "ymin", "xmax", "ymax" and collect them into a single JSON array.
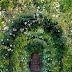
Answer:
[{"xmin": 29, "ymin": 52, "xmax": 43, "ymax": 72}]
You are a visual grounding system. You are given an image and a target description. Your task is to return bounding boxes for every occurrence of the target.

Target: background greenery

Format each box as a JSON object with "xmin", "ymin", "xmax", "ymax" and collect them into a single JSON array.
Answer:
[{"xmin": 0, "ymin": 0, "xmax": 72, "ymax": 72}]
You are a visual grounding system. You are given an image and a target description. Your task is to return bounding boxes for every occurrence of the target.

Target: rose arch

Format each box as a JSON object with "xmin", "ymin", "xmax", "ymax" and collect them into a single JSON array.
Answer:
[{"xmin": 0, "ymin": 12, "xmax": 66, "ymax": 72}]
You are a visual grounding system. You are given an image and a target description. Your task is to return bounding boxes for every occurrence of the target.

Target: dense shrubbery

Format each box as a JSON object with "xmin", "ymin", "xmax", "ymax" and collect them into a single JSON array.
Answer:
[
  {"xmin": 0, "ymin": 0, "xmax": 72, "ymax": 72},
  {"xmin": 0, "ymin": 11, "xmax": 66, "ymax": 72}
]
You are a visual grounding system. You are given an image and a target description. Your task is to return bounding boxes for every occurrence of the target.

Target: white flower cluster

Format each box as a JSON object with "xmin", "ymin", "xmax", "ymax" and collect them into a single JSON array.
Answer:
[
  {"xmin": 39, "ymin": 11, "xmax": 43, "ymax": 14},
  {"xmin": 10, "ymin": 33, "xmax": 12, "ymax": 35},
  {"xmin": 28, "ymin": 24, "xmax": 31, "ymax": 26},
  {"xmin": 1, "ymin": 39, "xmax": 3, "ymax": 41},
  {"xmin": 9, "ymin": 44, "xmax": 12, "ymax": 47},
  {"xmin": 8, "ymin": 48, "xmax": 13, "ymax": 51},
  {"xmin": 33, "ymin": 13, "xmax": 39, "ymax": 18},
  {"xmin": 1, "ymin": 65, "xmax": 3, "ymax": 68},
  {"xmin": 58, "ymin": 30, "xmax": 60, "ymax": 32},
  {"xmin": 33, "ymin": 14, "xmax": 35, "ymax": 18},
  {"xmin": 2, "ymin": 42, "xmax": 4, "ymax": 44},
  {"xmin": 9, "ymin": 32, "xmax": 15, "ymax": 37},
  {"xmin": 12, "ymin": 21, "xmax": 14, "ymax": 23},
  {"xmin": 7, "ymin": 38, "xmax": 9, "ymax": 41},
  {"xmin": 4, "ymin": 26, "xmax": 9, "ymax": 30},
  {"xmin": 25, "ymin": 22, "xmax": 27, "ymax": 25},
  {"xmin": 13, "ymin": 28, "xmax": 17, "ymax": 31},
  {"xmin": 52, "ymin": 1, "xmax": 60, "ymax": 18},
  {"xmin": 24, "ymin": 32, "xmax": 28, "ymax": 35},
  {"xmin": 20, "ymin": 28, "xmax": 24, "ymax": 32},
  {"xmin": 56, "ymin": 2, "xmax": 60, "ymax": 8},
  {"xmin": 41, "ymin": 0, "xmax": 44, "ymax": 2},
  {"xmin": 36, "ymin": 13, "xmax": 39, "ymax": 17},
  {"xmin": 6, "ymin": 69, "xmax": 8, "ymax": 71},
  {"xmin": 43, "ymin": 6, "xmax": 45, "ymax": 11}
]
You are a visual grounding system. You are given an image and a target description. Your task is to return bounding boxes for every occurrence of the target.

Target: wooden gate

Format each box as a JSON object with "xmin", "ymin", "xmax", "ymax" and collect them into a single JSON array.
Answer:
[{"xmin": 29, "ymin": 52, "xmax": 43, "ymax": 72}]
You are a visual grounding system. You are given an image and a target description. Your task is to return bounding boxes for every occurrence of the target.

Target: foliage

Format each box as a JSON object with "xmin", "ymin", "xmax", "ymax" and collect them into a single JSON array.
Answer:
[
  {"xmin": 59, "ymin": 0, "xmax": 72, "ymax": 13},
  {"xmin": 0, "ymin": 0, "xmax": 72, "ymax": 72}
]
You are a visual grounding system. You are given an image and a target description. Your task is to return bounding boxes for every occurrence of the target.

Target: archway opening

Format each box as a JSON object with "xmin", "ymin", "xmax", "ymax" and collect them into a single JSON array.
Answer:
[{"xmin": 29, "ymin": 52, "xmax": 43, "ymax": 72}]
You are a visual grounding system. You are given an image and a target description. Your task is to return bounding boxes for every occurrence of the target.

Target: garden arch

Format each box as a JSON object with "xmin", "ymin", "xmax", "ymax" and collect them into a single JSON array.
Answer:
[
  {"xmin": 24, "ymin": 39, "xmax": 48, "ymax": 72},
  {"xmin": 0, "ymin": 12, "xmax": 66, "ymax": 72}
]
